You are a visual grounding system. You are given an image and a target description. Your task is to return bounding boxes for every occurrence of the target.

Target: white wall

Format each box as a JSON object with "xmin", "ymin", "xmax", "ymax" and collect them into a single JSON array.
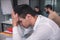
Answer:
[{"xmin": 1, "ymin": 0, "xmax": 12, "ymax": 15}]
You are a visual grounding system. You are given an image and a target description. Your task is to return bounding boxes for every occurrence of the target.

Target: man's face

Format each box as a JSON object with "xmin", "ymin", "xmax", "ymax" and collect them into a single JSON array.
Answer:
[
  {"xmin": 18, "ymin": 15, "xmax": 31, "ymax": 28},
  {"xmin": 35, "ymin": 8, "xmax": 39, "ymax": 12},
  {"xmin": 45, "ymin": 8, "xmax": 48, "ymax": 12},
  {"xmin": 44, "ymin": 8, "xmax": 49, "ymax": 13}
]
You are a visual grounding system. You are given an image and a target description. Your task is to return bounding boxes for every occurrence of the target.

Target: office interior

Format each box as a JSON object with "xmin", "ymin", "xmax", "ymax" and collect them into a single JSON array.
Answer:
[{"xmin": 0, "ymin": 0, "xmax": 60, "ymax": 40}]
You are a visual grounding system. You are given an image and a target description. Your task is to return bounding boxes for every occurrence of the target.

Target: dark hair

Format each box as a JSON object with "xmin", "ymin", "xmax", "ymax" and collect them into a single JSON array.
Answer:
[
  {"xmin": 13, "ymin": 4, "xmax": 37, "ymax": 18},
  {"xmin": 45, "ymin": 4, "xmax": 53, "ymax": 10},
  {"xmin": 35, "ymin": 6, "xmax": 39, "ymax": 9}
]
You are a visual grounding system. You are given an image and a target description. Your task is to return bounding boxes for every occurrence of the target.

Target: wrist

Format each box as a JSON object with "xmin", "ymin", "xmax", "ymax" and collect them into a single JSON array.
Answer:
[{"xmin": 12, "ymin": 23, "xmax": 18, "ymax": 27}]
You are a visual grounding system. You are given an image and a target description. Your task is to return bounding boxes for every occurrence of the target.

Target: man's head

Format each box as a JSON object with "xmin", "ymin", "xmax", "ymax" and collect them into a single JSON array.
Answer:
[
  {"xmin": 13, "ymin": 4, "xmax": 37, "ymax": 28},
  {"xmin": 45, "ymin": 4, "xmax": 53, "ymax": 13},
  {"xmin": 34, "ymin": 6, "xmax": 40, "ymax": 12}
]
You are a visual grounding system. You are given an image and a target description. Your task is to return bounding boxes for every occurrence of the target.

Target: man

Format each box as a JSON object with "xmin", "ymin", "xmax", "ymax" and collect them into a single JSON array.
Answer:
[
  {"xmin": 34, "ymin": 6, "xmax": 43, "ymax": 15},
  {"xmin": 45, "ymin": 4, "xmax": 60, "ymax": 27},
  {"xmin": 12, "ymin": 4, "xmax": 60, "ymax": 40},
  {"xmin": 34, "ymin": 6, "xmax": 48, "ymax": 17}
]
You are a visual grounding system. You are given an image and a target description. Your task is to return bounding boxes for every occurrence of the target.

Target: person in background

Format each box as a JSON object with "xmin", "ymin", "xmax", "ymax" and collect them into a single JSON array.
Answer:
[
  {"xmin": 45, "ymin": 4, "xmax": 60, "ymax": 27},
  {"xmin": 34, "ymin": 6, "xmax": 49, "ymax": 17},
  {"xmin": 34, "ymin": 6, "xmax": 43, "ymax": 15},
  {"xmin": 12, "ymin": 4, "xmax": 60, "ymax": 40}
]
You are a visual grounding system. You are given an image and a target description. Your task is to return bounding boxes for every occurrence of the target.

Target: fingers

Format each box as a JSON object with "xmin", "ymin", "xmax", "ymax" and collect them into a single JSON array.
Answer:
[
  {"xmin": 11, "ymin": 10, "xmax": 14, "ymax": 18},
  {"xmin": 11, "ymin": 10, "xmax": 19, "ymax": 26},
  {"xmin": 11, "ymin": 10, "xmax": 18, "ymax": 19}
]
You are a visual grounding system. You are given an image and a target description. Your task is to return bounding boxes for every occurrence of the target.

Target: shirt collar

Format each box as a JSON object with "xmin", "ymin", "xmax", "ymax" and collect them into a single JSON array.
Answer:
[{"xmin": 33, "ymin": 15, "xmax": 41, "ymax": 30}]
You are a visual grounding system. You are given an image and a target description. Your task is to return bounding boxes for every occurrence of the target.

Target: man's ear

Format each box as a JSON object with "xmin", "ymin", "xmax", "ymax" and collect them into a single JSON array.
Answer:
[{"xmin": 26, "ymin": 14, "xmax": 32, "ymax": 20}]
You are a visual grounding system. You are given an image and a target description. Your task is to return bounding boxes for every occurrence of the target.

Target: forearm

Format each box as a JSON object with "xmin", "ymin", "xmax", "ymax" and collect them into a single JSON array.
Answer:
[{"xmin": 13, "ymin": 26, "xmax": 24, "ymax": 40}]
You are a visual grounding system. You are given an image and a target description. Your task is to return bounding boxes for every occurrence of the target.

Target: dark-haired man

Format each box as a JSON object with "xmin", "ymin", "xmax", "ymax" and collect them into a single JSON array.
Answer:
[
  {"xmin": 34, "ymin": 6, "xmax": 42, "ymax": 15},
  {"xmin": 45, "ymin": 4, "xmax": 60, "ymax": 27},
  {"xmin": 12, "ymin": 4, "xmax": 60, "ymax": 40}
]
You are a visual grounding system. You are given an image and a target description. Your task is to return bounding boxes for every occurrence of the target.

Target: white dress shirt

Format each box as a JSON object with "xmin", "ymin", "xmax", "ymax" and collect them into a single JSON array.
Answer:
[{"xmin": 13, "ymin": 15, "xmax": 60, "ymax": 40}]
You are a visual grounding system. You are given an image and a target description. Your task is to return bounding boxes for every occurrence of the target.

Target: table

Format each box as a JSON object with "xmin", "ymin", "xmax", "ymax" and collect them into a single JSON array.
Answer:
[
  {"xmin": 0, "ymin": 32, "xmax": 12, "ymax": 37},
  {"xmin": 0, "ymin": 32, "xmax": 12, "ymax": 40}
]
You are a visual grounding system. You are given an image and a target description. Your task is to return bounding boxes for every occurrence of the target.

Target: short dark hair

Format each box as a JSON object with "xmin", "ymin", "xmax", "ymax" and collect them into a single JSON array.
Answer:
[
  {"xmin": 35, "ymin": 6, "xmax": 39, "ymax": 9},
  {"xmin": 45, "ymin": 4, "xmax": 53, "ymax": 10},
  {"xmin": 13, "ymin": 4, "xmax": 37, "ymax": 18}
]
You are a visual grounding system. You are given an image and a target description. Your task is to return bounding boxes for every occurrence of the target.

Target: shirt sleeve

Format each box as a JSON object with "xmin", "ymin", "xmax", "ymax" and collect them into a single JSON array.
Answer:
[
  {"xmin": 26, "ymin": 23, "xmax": 53, "ymax": 40},
  {"xmin": 13, "ymin": 23, "xmax": 53, "ymax": 40},
  {"xmin": 13, "ymin": 26, "xmax": 24, "ymax": 40}
]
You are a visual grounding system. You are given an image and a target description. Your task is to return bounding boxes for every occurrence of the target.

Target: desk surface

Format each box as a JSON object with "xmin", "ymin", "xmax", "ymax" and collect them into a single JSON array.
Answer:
[
  {"xmin": 0, "ymin": 32, "xmax": 12, "ymax": 37},
  {"xmin": 0, "ymin": 32, "xmax": 12, "ymax": 40}
]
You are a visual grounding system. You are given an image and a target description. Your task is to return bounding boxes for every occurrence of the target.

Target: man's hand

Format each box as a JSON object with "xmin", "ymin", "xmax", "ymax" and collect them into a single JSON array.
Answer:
[{"xmin": 11, "ymin": 10, "xmax": 19, "ymax": 26}]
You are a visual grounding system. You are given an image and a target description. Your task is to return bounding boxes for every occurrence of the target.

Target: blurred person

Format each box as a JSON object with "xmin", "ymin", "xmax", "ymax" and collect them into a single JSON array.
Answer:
[
  {"xmin": 34, "ymin": 6, "xmax": 43, "ymax": 15},
  {"xmin": 45, "ymin": 4, "xmax": 60, "ymax": 27},
  {"xmin": 12, "ymin": 4, "xmax": 60, "ymax": 40},
  {"xmin": 34, "ymin": 6, "xmax": 48, "ymax": 17}
]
